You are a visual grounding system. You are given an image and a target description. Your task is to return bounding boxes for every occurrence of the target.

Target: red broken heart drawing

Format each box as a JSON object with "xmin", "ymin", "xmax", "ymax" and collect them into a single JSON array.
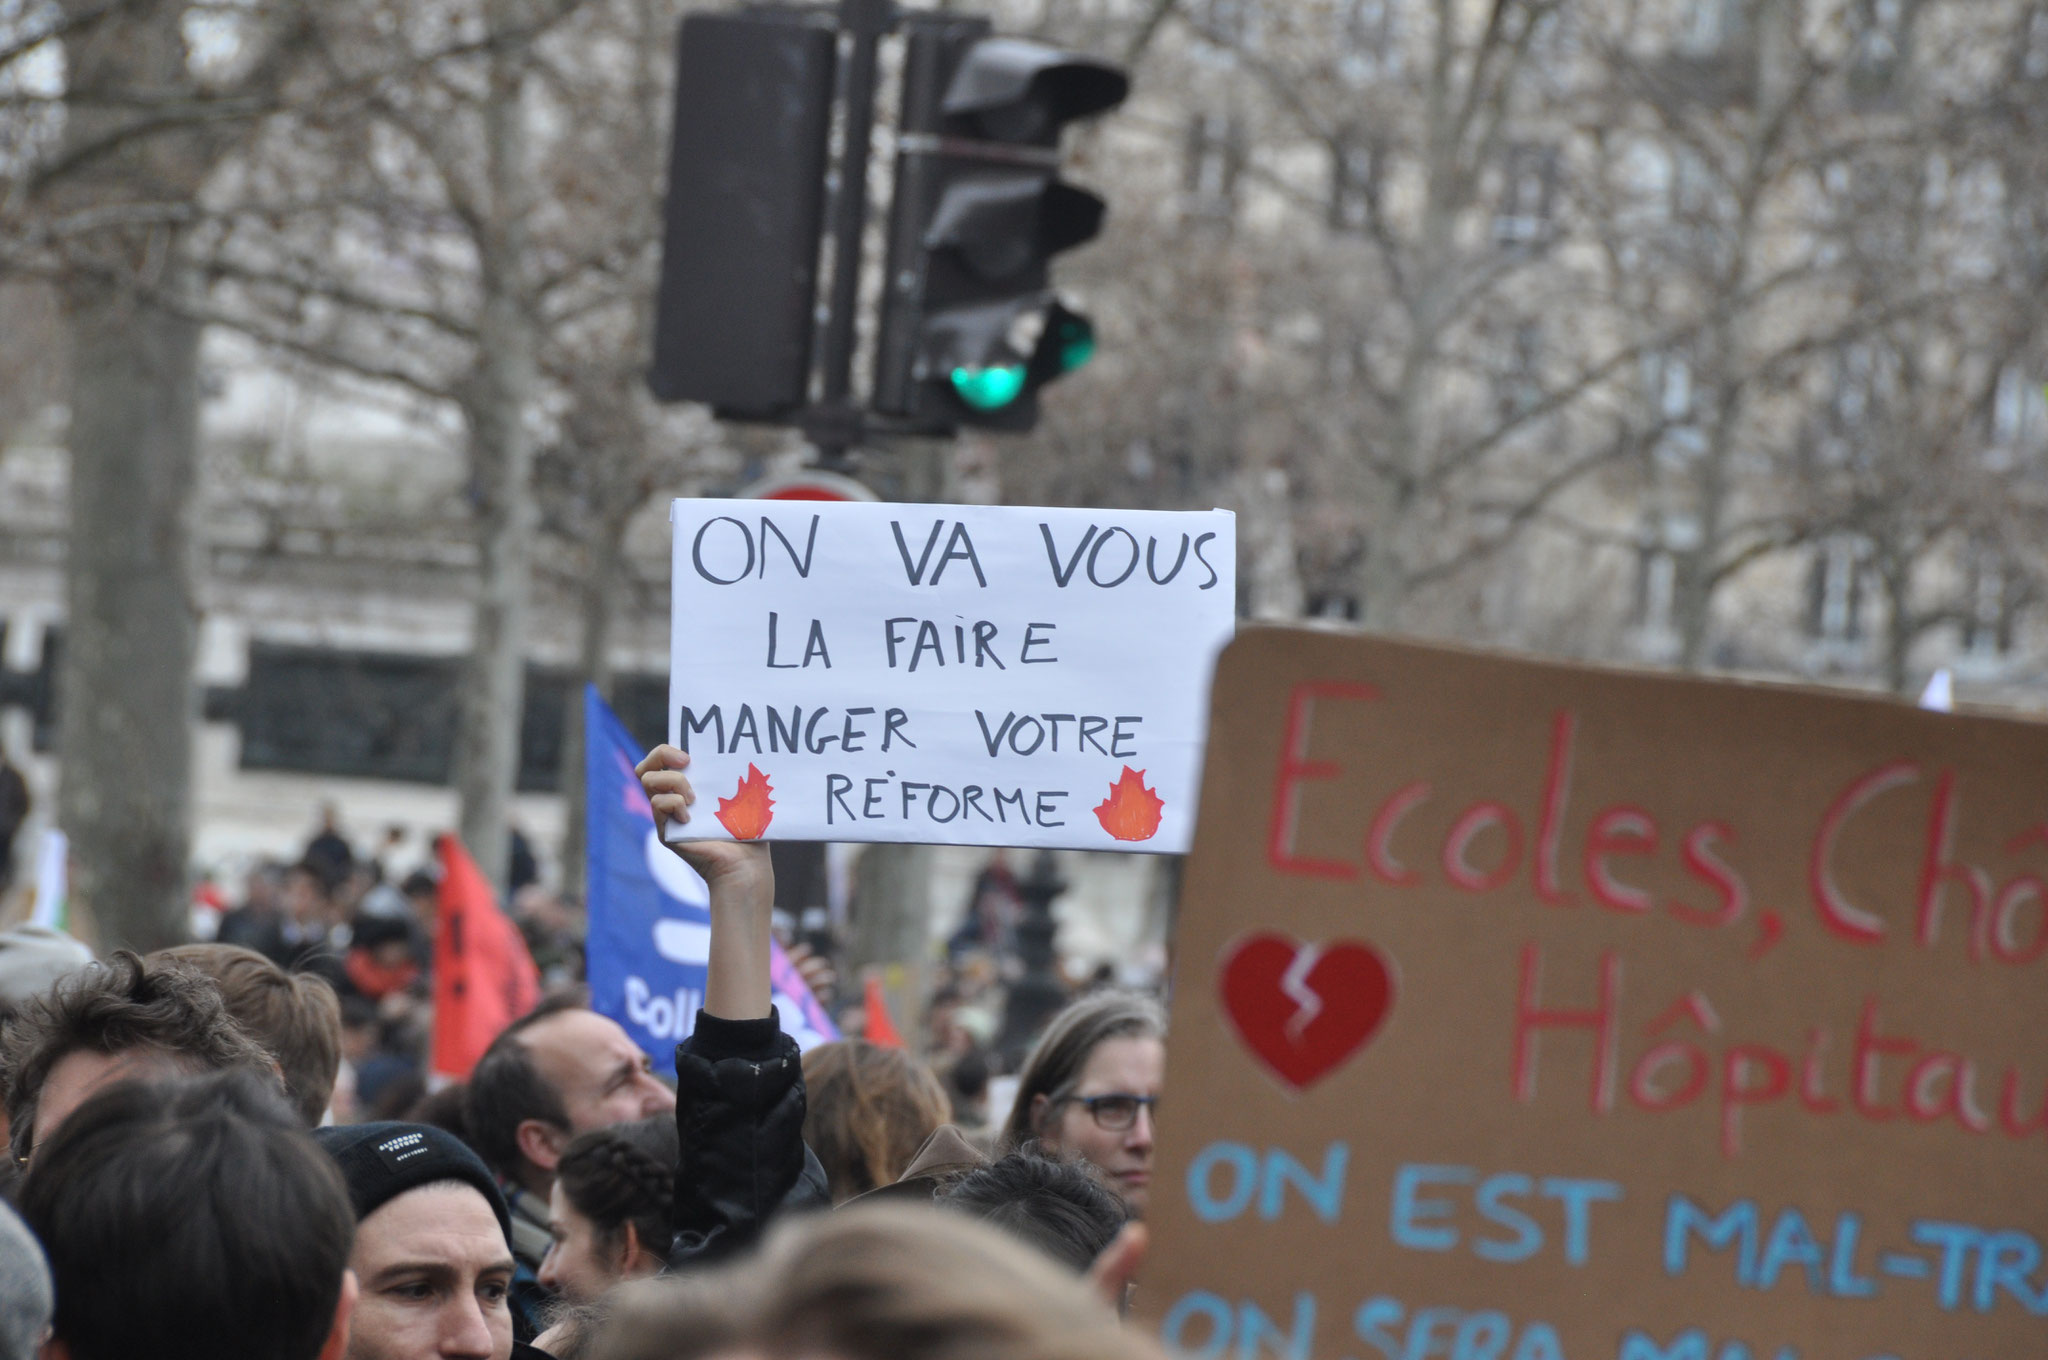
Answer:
[{"xmin": 1220, "ymin": 933, "xmax": 1396, "ymax": 1092}]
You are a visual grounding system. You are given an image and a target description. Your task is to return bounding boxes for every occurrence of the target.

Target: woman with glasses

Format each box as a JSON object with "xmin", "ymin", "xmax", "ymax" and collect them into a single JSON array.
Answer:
[{"xmin": 1000, "ymin": 991, "xmax": 1165, "ymax": 1213}]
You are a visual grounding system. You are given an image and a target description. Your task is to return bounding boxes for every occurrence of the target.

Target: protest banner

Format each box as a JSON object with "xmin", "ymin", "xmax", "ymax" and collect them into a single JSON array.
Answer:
[
  {"xmin": 666, "ymin": 500, "xmax": 1236, "ymax": 853},
  {"xmin": 1142, "ymin": 629, "xmax": 2048, "ymax": 1360},
  {"xmin": 583, "ymin": 686, "xmax": 837, "ymax": 1055},
  {"xmin": 431, "ymin": 833, "xmax": 541, "ymax": 1081}
]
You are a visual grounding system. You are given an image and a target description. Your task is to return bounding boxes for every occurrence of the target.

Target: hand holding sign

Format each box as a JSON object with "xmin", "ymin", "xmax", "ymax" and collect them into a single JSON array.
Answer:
[{"xmin": 636, "ymin": 743, "xmax": 774, "ymax": 1020}]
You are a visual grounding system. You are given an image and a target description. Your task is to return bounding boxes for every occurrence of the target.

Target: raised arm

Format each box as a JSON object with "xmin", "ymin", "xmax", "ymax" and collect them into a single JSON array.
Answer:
[
  {"xmin": 636, "ymin": 743, "xmax": 773, "ymax": 1020},
  {"xmin": 636, "ymin": 744, "xmax": 829, "ymax": 1266}
]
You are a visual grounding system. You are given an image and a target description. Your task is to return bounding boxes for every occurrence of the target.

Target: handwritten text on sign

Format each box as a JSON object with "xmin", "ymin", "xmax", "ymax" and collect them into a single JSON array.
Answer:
[
  {"xmin": 1142, "ymin": 631, "xmax": 2048, "ymax": 1360},
  {"xmin": 665, "ymin": 500, "xmax": 1236, "ymax": 852}
]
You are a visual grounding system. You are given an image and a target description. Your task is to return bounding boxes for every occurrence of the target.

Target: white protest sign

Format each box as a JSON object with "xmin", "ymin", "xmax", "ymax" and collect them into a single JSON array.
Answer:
[{"xmin": 666, "ymin": 500, "xmax": 1236, "ymax": 852}]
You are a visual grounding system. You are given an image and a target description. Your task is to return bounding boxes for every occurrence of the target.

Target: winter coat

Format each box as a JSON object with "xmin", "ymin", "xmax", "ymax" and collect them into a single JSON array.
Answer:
[{"xmin": 670, "ymin": 1006, "xmax": 830, "ymax": 1266}]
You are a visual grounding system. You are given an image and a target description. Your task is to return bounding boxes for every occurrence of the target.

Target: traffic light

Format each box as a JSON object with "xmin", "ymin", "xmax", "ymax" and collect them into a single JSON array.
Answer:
[
  {"xmin": 873, "ymin": 22, "xmax": 1128, "ymax": 433},
  {"xmin": 648, "ymin": 11, "xmax": 837, "ymax": 417}
]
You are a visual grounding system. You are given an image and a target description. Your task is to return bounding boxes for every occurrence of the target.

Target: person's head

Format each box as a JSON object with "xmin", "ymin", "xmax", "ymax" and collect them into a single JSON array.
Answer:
[
  {"xmin": 948, "ymin": 1048, "xmax": 991, "ymax": 1122},
  {"xmin": 936, "ymin": 1149, "xmax": 1130, "ymax": 1274},
  {"xmin": 0, "ymin": 1198, "xmax": 53, "ymax": 1360},
  {"xmin": 287, "ymin": 862, "xmax": 335, "ymax": 924},
  {"xmin": 464, "ymin": 996, "xmax": 674, "ymax": 1196},
  {"xmin": 18, "ymin": 1070, "xmax": 356, "ymax": 1360},
  {"xmin": 1, "ymin": 949, "xmax": 280, "ymax": 1165},
  {"xmin": 406, "ymin": 1082, "xmax": 472, "ymax": 1141},
  {"xmin": 155, "ymin": 943, "xmax": 343, "ymax": 1126},
  {"xmin": 590, "ymin": 1204, "xmax": 1162, "ymax": 1360},
  {"xmin": 0, "ymin": 925, "xmax": 93, "ymax": 1150},
  {"xmin": 801, "ymin": 1040, "xmax": 950, "ymax": 1203},
  {"xmin": 345, "ymin": 915, "xmax": 422, "ymax": 1001},
  {"xmin": 1002, "ymin": 992, "xmax": 1165, "ymax": 1212},
  {"xmin": 313, "ymin": 1122, "xmax": 516, "ymax": 1360},
  {"xmin": 540, "ymin": 1114, "xmax": 677, "ymax": 1302},
  {"xmin": 400, "ymin": 870, "xmax": 439, "ymax": 930},
  {"xmin": 246, "ymin": 860, "xmax": 287, "ymax": 913}
]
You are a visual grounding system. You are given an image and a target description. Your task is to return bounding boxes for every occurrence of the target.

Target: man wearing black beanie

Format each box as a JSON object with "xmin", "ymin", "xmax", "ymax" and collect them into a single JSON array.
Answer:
[{"xmin": 313, "ymin": 1122, "xmax": 518, "ymax": 1360}]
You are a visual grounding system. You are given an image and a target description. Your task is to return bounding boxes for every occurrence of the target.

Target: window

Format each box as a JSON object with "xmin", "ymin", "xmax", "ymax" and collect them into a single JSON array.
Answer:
[
  {"xmin": 1499, "ymin": 322, "xmax": 1544, "ymax": 416},
  {"xmin": 1992, "ymin": 364, "xmax": 2047, "ymax": 452},
  {"xmin": 1199, "ymin": 0, "xmax": 1249, "ymax": 48},
  {"xmin": 1494, "ymin": 143, "xmax": 1559, "ymax": 247},
  {"xmin": 1850, "ymin": 0, "xmax": 1907, "ymax": 89},
  {"xmin": 1678, "ymin": 0, "xmax": 1748, "ymax": 56},
  {"xmin": 1636, "ymin": 548, "xmax": 1677, "ymax": 637},
  {"xmin": 1338, "ymin": 0, "xmax": 1398, "ymax": 81},
  {"xmin": 1832, "ymin": 342, "xmax": 1898, "ymax": 432},
  {"xmin": 1618, "ymin": 140, "xmax": 1673, "ymax": 225},
  {"xmin": 226, "ymin": 643, "xmax": 666, "ymax": 791},
  {"xmin": 1641, "ymin": 350, "xmax": 1706, "ymax": 463},
  {"xmin": 1634, "ymin": 513, "xmax": 1699, "ymax": 658},
  {"xmin": 1671, "ymin": 145, "xmax": 1721, "ymax": 224},
  {"xmin": 1327, "ymin": 133, "xmax": 1381, "ymax": 233},
  {"xmin": 1184, "ymin": 112, "xmax": 1244, "ymax": 217},
  {"xmin": 1806, "ymin": 536, "xmax": 1867, "ymax": 644},
  {"xmin": 1645, "ymin": 351, "xmax": 1695, "ymax": 423},
  {"xmin": 1964, "ymin": 554, "xmax": 2014, "ymax": 659}
]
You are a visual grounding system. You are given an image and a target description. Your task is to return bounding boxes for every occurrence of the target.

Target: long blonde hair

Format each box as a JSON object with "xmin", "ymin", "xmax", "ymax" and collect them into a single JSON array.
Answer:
[{"xmin": 592, "ymin": 1203, "xmax": 1161, "ymax": 1360}]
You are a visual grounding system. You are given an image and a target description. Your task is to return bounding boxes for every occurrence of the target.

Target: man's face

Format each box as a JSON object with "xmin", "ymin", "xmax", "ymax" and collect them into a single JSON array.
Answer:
[
  {"xmin": 345, "ymin": 1183, "xmax": 514, "ymax": 1360},
  {"xmin": 32, "ymin": 1047, "xmax": 189, "ymax": 1160},
  {"xmin": 520, "ymin": 1009, "xmax": 675, "ymax": 1134}
]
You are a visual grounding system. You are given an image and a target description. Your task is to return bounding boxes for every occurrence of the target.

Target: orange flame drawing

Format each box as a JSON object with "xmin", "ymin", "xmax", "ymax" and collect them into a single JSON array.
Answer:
[
  {"xmin": 715, "ymin": 765, "xmax": 776, "ymax": 840},
  {"xmin": 1093, "ymin": 766, "xmax": 1165, "ymax": 842}
]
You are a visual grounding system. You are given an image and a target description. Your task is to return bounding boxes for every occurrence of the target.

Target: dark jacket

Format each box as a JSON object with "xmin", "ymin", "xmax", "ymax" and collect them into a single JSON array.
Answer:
[{"xmin": 670, "ymin": 1006, "xmax": 829, "ymax": 1267}]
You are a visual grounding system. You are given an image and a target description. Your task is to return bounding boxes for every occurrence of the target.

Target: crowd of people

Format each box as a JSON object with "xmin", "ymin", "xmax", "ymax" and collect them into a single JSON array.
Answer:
[{"xmin": 0, "ymin": 744, "xmax": 1170, "ymax": 1360}]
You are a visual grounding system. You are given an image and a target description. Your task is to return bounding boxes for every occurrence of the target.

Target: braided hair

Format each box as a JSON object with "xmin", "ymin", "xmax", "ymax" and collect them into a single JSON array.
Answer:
[{"xmin": 555, "ymin": 1114, "xmax": 677, "ymax": 1268}]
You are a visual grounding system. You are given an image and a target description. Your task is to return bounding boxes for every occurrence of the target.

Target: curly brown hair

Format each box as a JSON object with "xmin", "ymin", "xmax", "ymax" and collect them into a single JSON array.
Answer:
[
  {"xmin": 801, "ymin": 1040, "xmax": 949, "ymax": 1202},
  {"xmin": 1, "ymin": 951, "xmax": 279, "ymax": 1163}
]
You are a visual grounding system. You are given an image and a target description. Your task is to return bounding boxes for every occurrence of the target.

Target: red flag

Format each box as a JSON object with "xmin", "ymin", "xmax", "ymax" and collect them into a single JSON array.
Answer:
[
  {"xmin": 431, "ymin": 834, "xmax": 542, "ymax": 1081},
  {"xmin": 862, "ymin": 975, "xmax": 905, "ymax": 1050}
]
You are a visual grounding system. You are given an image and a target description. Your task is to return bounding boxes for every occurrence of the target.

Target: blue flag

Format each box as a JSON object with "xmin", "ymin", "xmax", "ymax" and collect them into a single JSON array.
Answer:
[{"xmin": 584, "ymin": 685, "xmax": 838, "ymax": 1056}]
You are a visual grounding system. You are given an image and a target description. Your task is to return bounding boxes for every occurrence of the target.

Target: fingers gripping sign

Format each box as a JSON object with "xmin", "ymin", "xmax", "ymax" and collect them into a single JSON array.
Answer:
[{"xmin": 636, "ymin": 745, "xmax": 775, "ymax": 1021}]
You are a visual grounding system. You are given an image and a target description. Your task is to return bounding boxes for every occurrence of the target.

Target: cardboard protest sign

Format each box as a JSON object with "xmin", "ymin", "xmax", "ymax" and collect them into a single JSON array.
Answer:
[
  {"xmin": 1143, "ymin": 629, "xmax": 2048, "ymax": 1360},
  {"xmin": 666, "ymin": 500, "xmax": 1235, "ymax": 852}
]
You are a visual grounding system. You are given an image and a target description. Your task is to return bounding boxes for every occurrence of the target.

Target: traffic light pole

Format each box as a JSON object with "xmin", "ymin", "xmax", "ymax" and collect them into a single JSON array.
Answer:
[{"xmin": 806, "ymin": 0, "xmax": 892, "ymax": 472}]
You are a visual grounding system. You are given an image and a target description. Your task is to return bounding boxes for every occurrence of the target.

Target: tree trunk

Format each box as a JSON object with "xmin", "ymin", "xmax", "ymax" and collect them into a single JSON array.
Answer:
[
  {"xmin": 53, "ymin": 0, "xmax": 207, "ymax": 951},
  {"xmin": 558, "ymin": 513, "xmax": 623, "ymax": 899},
  {"xmin": 58, "ymin": 278, "xmax": 201, "ymax": 951},
  {"xmin": 453, "ymin": 10, "xmax": 539, "ymax": 893},
  {"xmin": 848, "ymin": 843, "xmax": 933, "ymax": 1044}
]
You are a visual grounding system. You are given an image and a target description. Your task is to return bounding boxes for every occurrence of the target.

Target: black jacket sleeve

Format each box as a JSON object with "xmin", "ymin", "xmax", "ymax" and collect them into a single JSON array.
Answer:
[{"xmin": 669, "ymin": 1006, "xmax": 831, "ymax": 1267}]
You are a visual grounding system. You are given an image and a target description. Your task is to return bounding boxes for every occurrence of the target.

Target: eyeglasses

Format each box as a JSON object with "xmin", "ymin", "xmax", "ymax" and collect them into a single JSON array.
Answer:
[{"xmin": 1064, "ymin": 1092, "xmax": 1158, "ymax": 1132}]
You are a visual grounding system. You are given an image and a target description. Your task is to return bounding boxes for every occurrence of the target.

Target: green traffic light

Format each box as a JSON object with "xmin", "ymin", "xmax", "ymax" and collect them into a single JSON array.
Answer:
[
  {"xmin": 951, "ymin": 363, "xmax": 1028, "ymax": 410},
  {"xmin": 1057, "ymin": 320, "xmax": 1096, "ymax": 373}
]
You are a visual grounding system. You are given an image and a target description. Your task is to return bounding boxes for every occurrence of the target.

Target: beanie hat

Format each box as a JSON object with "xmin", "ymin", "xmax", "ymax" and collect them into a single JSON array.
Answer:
[
  {"xmin": 0, "ymin": 1198, "xmax": 53, "ymax": 1360},
  {"xmin": 312, "ymin": 1121, "xmax": 511, "ymax": 1244}
]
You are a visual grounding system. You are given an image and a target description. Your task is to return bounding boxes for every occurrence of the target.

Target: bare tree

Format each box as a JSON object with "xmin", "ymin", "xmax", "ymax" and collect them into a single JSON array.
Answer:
[{"xmin": 7, "ymin": 0, "xmax": 311, "ymax": 947}]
